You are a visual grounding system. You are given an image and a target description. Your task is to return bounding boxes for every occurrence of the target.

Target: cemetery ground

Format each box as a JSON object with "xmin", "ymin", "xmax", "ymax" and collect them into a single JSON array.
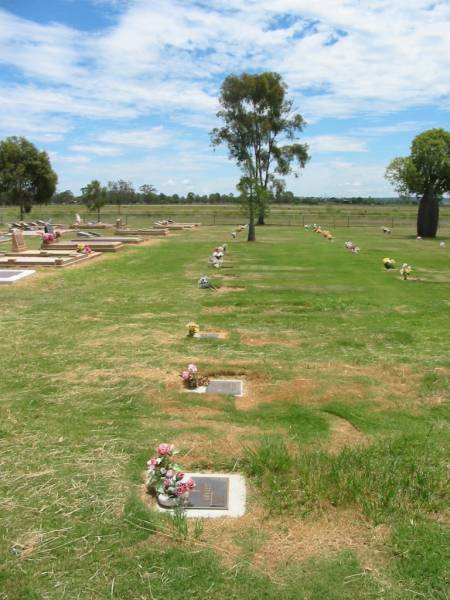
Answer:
[{"xmin": 0, "ymin": 224, "xmax": 449, "ymax": 599}]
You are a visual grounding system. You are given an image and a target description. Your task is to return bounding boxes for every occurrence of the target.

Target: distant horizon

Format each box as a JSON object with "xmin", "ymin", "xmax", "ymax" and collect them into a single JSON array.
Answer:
[{"xmin": 1, "ymin": 1, "xmax": 450, "ymax": 196}]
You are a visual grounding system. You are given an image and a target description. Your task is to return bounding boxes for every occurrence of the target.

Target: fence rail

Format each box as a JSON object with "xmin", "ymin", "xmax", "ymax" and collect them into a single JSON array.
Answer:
[{"xmin": 1, "ymin": 209, "xmax": 449, "ymax": 229}]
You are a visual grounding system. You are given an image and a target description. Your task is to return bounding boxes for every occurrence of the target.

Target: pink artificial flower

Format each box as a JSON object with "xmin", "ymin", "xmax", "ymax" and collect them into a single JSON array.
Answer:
[
  {"xmin": 176, "ymin": 472, "xmax": 184, "ymax": 480},
  {"xmin": 147, "ymin": 458, "xmax": 158, "ymax": 467},
  {"xmin": 166, "ymin": 469, "xmax": 173, "ymax": 478},
  {"xmin": 186, "ymin": 478, "xmax": 196, "ymax": 490},
  {"xmin": 181, "ymin": 370, "xmax": 191, "ymax": 381},
  {"xmin": 176, "ymin": 482, "xmax": 188, "ymax": 496},
  {"xmin": 163, "ymin": 478, "xmax": 172, "ymax": 488},
  {"xmin": 157, "ymin": 443, "xmax": 174, "ymax": 456},
  {"xmin": 188, "ymin": 364, "xmax": 198, "ymax": 373}
]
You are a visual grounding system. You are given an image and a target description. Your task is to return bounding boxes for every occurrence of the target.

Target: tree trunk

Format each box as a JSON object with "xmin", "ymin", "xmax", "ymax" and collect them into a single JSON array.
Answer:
[
  {"xmin": 257, "ymin": 212, "xmax": 265, "ymax": 225},
  {"xmin": 97, "ymin": 206, "xmax": 101, "ymax": 223},
  {"xmin": 19, "ymin": 201, "xmax": 24, "ymax": 221},
  {"xmin": 417, "ymin": 190, "xmax": 439, "ymax": 238},
  {"xmin": 247, "ymin": 219, "xmax": 256, "ymax": 241}
]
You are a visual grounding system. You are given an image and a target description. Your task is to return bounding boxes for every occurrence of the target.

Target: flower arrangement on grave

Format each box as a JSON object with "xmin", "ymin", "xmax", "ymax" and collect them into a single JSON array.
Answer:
[
  {"xmin": 381, "ymin": 226, "xmax": 391, "ymax": 234},
  {"xmin": 186, "ymin": 322, "xmax": 200, "ymax": 337},
  {"xmin": 146, "ymin": 443, "xmax": 196, "ymax": 504},
  {"xmin": 42, "ymin": 232, "xmax": 55, "ymax": 243},
  {"xmin": 400, "ymin": 263, "xmax": 412, "ymax": 280},
  {"xmin": 209, "ymin": 246, "xmax": 225, "ymax": 268},
  {"xmin": 77, "ymin": 244, "xmax": 92, "ymax": 254},
  {"xmin": 383, "ymin": 257, "xmax": 396, "ymax": 269},
  {"xmin": 345, "ymin": 241, "xmax": 360, "ymax": 253},
  {"xmin": 180, "ymin": 363, "xmax": 209, "ymax": 389},
  {"xmin": 198, "ymin": 275, "xmax": 215, "ymax": 289}
]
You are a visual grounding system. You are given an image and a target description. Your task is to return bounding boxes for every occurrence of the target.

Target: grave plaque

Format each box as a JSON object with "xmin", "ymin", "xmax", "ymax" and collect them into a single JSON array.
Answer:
[
  {"xmin": 206, "ymin": 379, "xmax": 243, "ymax": 397},
  {"xmin": 186, "ymin": 476, "xmax": 229, "ymax": 510},
  {"xmin": 193, "ymin": 332, "xmax": 221, "ymax": 340}
]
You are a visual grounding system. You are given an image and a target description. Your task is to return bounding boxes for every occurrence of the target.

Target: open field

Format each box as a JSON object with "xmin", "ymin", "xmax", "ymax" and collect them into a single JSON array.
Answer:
[
  {"xmin": 0, "ymin": 225, "xmax": 449, "ymax": 599},
  {"xmin": 1, "ymin": 202, "xmax": 450, "ymax": 229}
]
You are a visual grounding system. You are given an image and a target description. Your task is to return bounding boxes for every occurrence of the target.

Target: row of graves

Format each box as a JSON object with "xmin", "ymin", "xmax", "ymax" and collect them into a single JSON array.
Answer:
[
  {"xmin": 302, "ymin": 222, "xmax": 446, "ymax": 280},
  {"xmin": 0, "ymin": 217, "xmax": 202, "ymax": 284},
  {"xmin": 145, "ymin": 231, "xmax": 247, "ymax": 519}
]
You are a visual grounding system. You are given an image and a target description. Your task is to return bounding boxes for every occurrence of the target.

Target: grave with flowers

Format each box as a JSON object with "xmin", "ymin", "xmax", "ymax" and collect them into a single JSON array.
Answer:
[
  {"xmin": 180, "ymin": 364, "xmax": 244, "ymax": 397},
  {"xmin": 185, "ymin": 322, "xmax": 224, "ymax": 340},
  {"xmin": 146, "ymin": 444, "xmax": 246, "ymax": 517}
]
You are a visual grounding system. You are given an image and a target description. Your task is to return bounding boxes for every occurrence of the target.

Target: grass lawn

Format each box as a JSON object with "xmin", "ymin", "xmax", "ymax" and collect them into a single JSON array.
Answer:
[{"xmin": 0, "ymin": 225, "xmax": 449, "ymax": 599}]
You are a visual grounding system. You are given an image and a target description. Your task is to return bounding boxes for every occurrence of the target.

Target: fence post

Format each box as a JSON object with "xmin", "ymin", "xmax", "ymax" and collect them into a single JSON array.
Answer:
[{"xmin": 347, "ymin": 215, "xmax": 350, "ymax": 227}]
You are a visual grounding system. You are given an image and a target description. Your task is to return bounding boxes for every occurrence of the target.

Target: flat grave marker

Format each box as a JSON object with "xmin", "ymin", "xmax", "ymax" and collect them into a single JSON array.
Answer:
[
  {"xmin": 206, "ymin": 379, "xmax": 243, "ymax": 397},
  {"xmin": 193, "ymin": 332, "xmax": 221, "ymax": 340},
  {"xmin": 187, "ymin": 379, "xmax": 244, "ymax": 397},
  {"xmin": 0, "ymin": 269, "xmax": 36, "ymax": 284},
  {"xmin": 156, "ymin": 473, "xmax": 246, "ymax": 518}
]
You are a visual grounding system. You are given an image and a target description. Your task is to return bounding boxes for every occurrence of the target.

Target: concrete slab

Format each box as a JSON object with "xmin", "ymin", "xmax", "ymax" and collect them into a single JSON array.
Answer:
[
  {"xmin": 156, "ymin": 473, "xmax": 246, "ymax": 518},
  {"xmin": 0, "ymin": 269, "xmax": 36, "ymax": 284},
  {"xmin": 193, "ymin": 332, "xmax": 221, "ymax": 340},
  {"xmin": 187, "ymin": 379, "xmax": 244, "ymax": 397}
]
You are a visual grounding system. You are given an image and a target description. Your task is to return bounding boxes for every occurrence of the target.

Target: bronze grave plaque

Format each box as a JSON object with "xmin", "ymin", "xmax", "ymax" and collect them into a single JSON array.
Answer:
[{"xmin": 186, "ymin": 476, "xmax": 229, "ymax": 510}]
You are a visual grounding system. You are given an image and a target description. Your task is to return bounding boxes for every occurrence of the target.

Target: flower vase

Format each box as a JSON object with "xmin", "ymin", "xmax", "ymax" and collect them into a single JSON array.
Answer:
[
  {"xmin": 187, "ymin": 378, "xmax": 198, "ymax": 390},
  {"xmin": 157, "ymin": 492, "xmax": 189, "ymax": 509}
]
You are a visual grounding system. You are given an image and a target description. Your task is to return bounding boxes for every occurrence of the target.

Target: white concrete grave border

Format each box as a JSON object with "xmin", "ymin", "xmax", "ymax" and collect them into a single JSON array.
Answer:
[
  {"xmin": 186, "ymin": 379, "xmax": 244, "ymax": 397},
  {"xmin": 0, "ymin": 269, "xmax": 36, "ymax": 284},
  {"xmin": 156, "ymin": 472, "xmax": 246, "ymax": 518}
]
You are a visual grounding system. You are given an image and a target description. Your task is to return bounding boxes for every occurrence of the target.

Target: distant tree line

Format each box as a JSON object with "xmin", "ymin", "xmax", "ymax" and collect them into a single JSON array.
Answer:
[{"xmin": 44, "ymin": 187, "xmax": 420, "ymax": 206}]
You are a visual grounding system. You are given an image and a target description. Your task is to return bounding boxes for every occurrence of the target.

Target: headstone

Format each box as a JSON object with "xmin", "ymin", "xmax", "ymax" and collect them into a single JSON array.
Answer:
[
  {"xmin": 206, "ymin": 379, "xmax": 243, "ymax": 397},
  {"xmin": 186, "ymin": 476, "xmax": 229, "ymax": 509},
  {"xmin": 193, "ymin": 332, "xmax": 221, "ymax": 340},
  {"xmin": 11, "ymin": 230, "xmax": 26, "ymax": 253},
  {"xmin": 75, "ymin": 213, "xmax": 82, "ymax": 224}
]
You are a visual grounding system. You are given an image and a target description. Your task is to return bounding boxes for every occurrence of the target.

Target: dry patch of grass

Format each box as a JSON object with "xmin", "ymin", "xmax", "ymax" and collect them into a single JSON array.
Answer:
[
  {"xmin": 216, "ymin": 286, "xmax": 246, "ymax": 293},
  {"xmin": 250, "ymin": 508, "xmax": 390, "ymax": 573},
  {"xmin": 202, "ymin": 306, "xmax": 238, "ymax": 314},
  {"xmin": 323, "ymin": 414, "xmax": 367, "ymax": 454},
  {"xmin": 174, "ymin": 423, "xmax": 262, "ymax": 469},
  {"xmin": 238, "ymin": 329, "xmax": 300, "ymax": 348}
]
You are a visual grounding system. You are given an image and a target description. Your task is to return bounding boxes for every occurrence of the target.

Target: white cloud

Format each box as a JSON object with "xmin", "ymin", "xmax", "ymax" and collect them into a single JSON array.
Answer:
[
  {"xmin": 1, "ymin": 1, "xmax": 450, "ymax": 193},
  {"xmin": 96, "ymin": 126, "xmax": 170, "ymax": 148},
  {"xmin": 69, "ymin": 144, "xmax": 121, "ymax": 156},
  {"xmin": 306, "ymin": 135, "xmax": 367, "ymax": 153},
  {"xmin": 2, "ymin": 1, "xmax": 450, "ymax": 130}
]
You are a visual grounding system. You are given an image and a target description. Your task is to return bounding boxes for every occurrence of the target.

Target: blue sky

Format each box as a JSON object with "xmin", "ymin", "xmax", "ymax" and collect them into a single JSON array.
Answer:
[{"xmin": 1, "ymin": 0, "xmax": 450, "ymax": 197}]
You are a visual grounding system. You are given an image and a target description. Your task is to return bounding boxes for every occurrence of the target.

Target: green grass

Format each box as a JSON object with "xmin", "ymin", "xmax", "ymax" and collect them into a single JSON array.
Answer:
[{"xmin": 0, "ymin": 224, "xmax": 449, "ymax": 598}]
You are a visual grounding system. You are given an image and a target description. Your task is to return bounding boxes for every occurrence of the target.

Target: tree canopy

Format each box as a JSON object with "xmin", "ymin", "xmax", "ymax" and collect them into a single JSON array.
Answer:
[
  {"xmin": 107, "ymin": 180, "xmax": 135, "ymax": 214},
  {"xmin": 385, "ymin": 128, "xmax": 450, "ymax": 237},
  {"xmin": 210, "ymin": 72, "xmax": 309, "ymax": 236},
  {"xmin": 0, "ymin": 136, "xmax": 57, "ymax": 218},
  {"xmin": 81, "ymin": 180, "xmax": 107, "ymax": 222}
]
